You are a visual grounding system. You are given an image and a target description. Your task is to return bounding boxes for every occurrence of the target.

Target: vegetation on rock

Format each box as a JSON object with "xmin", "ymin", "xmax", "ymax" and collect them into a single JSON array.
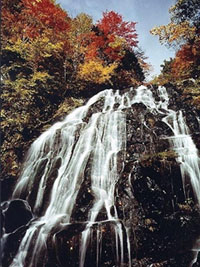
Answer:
[{"xmin": 140, "ymin": 150, "xmax": 178, "ymax": 167}]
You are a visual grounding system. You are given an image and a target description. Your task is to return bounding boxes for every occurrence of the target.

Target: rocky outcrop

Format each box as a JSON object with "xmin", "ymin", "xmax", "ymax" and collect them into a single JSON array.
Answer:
[
  {"xmin": 2, "ymin": 199, "xmax": 32, "ymax": 233},
  {"xmin": 1, "ymin": 85, "xmax": 200, "ymax": 267},
  {"xmin": 117, "ymin": 91, "xmax": 200, "ymax": 266},
  {"xmin": 1, "ymin": 200, "xmax": 33, "ymax": 267}
]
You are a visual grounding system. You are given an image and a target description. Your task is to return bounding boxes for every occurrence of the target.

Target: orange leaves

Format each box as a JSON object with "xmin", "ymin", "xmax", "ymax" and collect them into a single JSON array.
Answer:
[
  {"xmin": 22, "ymin": 0, "xmax": 70, "ymax": 34},
  {"xmin": 80, "ymin": 12, "xmax": 136, "ymax": 63},
  {"xmin": 151, "ymin": 0, "xmax": 200, "ymax": 83},
  {"xmin": 82, "ymin": 32, "xmax": 104, "ymax": 60},
  {"xmin": 68, "ymin": 10, "xmax": 144, "ymax": 86},
  {"xmin": 2, "ymin": 0, "xmax": 71, "ymax": 42},
  {"xmin": 172, "ymin": 38, "xmax": 200, "ymax": 79},
  {"xmin": 3, "ymin": 0, "xmax": 71, "ymax": 64},
  {"xmin": 2, "ymin": 1, "xmax": 24, "ymax": 43}
]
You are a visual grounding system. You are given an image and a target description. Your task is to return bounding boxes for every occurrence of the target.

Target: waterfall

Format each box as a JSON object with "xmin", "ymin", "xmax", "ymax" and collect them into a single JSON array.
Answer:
[
  {"xmin": 163, "ymin": 111, "xmax": 200, "ymax": 204},
  {"xmin": 3, "ymin": 86, "xmax": 200, "ymax": 267}
]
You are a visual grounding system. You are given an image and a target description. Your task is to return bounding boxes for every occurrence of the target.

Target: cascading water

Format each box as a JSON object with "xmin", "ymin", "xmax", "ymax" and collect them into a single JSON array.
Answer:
[
  {"xmin": 163, "ymin": 111, "xmax": 200, "ymax": 203},
  {"xmin": 2, "ymin": 85, "xmax": 200, "ymax": 267}
]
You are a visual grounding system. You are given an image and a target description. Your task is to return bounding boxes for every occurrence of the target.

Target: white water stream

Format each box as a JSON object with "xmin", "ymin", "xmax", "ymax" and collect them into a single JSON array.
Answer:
[{"xmin": 4, "ymin": 86, "xmax": 200, "ymax": 267}]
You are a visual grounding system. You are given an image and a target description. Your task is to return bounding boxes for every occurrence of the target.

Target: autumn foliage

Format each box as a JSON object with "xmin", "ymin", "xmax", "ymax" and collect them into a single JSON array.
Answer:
[
  {"xmin": 97, "ymin": 11, "xmax": 138, "ymax": 48},
  {"xmin": 2, "ymin": 0, "xmax": 146, "ymax": 90},
  {"xmin": 150, "ymin": 0, "xmax": 200, "ymax": 112},
  {"xmin": 1, "ymin": 0, "xmax": 147, "ymax": 182},
  {"xmin": 151, "ymin": 0, "xmax": 200, "ymax": 82},
  {"xmin": 78, "ymin": 60, "xmax": 118, "ymax": 84}
]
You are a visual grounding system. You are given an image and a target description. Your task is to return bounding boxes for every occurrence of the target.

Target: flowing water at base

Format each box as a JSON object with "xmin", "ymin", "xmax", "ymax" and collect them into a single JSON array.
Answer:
[{"xmin": 3, "ymin": 86, "xmax": 200, "ymax": 267}]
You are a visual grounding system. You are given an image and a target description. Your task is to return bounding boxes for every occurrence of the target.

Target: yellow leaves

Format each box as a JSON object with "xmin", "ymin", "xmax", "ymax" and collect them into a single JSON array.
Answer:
[
  {"xmin": 4, "ymin": 78, "xmax": 33, "ymax": 98},
  {"xmin": 4, "ymin": 150, "xmax": 19, "ymax": 177},
  {"xmin": 68, "ymin": 13, "xmax": 93, "ymax": 64},
  {"xmin": 31, "ymin": 71, "xmax": 50, "ymax": 82},
  {"xmin": 35, "ymin": 35, "xmax": 64, "ymax": 55},
  {"xmin": 53, "ymin": 97, "xmax": 84, "ymax": 120},
  {"xmin": 20, "ymin": 71, "xmax": 50, "ymax": 88},
  {"xmin": 27, "ymin": 71, "xmax": 51, "ymax": 87},
  {"xmin": 3, "ymin": 70, "xmax": 49, "ymax": 101},
  {"xmin": 150, "ymin": 21, "xmax": 196, "ymax": 45},
  {"xmin": 68, "ymin": 13, "xmax": 93, "ymax": 49},
  {"xmin": 169, "ymin": 22, "xmax": 196, "ymax": 42},
  {"xmin": 5, "ymin": 38, "xmax": 29, "ymax": 56},
  {"xmin": 73, "ymin": 13, "xmax": 93, "ymax": 35},
  {"xmin": 69, "ymin": 13, "xmax": 93, "ymax": 39},
  {"xmin": 33, "ymin": 0, "xmax": 42, "ymax": 5},
  {"xmin": 169, "ymin": 0, "xmax": 184, "ymax": 14},
  {"xmin": 78, "ymin": 60, "xmax": 118, "ymax": 84},
  {"xmin": 109, "ymin": 35, "xmax": 126, "ymax": 49},
  {"xmin": 27, "ymin": 35, "xmax": 64, "ymax": 63},
  {"xmin": 6, "ymin": 33, "xmax": 64, "ymax": 66}
]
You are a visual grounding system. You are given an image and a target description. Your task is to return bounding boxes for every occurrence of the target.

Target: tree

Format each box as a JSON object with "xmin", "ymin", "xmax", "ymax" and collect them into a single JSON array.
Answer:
[
  {"xmin": 150, "ymin": 0, "xmax": 200, "ymax": 81},
  {"xmin": 75, "ymin": 11, "xmax": 145, "ymax": 88},
  {"xmin": 78, "ymin": 59, "xmax": 117, "ymax": 84},
  {"xmin": 97, "ymin": 11, "xmax": 138, "ymax": 48},
  {"xmin": 1, "ymin": 0, "xmax": 71, "ymax": 182},
  {"xmin": 150, "ymin": 0, "xmax": 199, "ymax": 48},
  {"xmin": 150, "ymin": 21, "xmax": 196, "ymax": 47},
  {"xmin": 171, "ymin": 36, "xmax": 200, "ymax": 79},
  {"xmin": 169, "ymin": 0, "xmax": 200, "ymax": 27}
]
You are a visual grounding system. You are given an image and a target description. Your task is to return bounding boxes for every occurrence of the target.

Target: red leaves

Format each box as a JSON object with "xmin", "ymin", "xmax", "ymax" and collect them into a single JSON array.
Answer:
[
  {"xmin": 81, "ymin": 11, "xmax": 139, "ymax": 63},
  {"xmin": 97, "ymin": 11, "xmax": 138, "ymax": 48},
  {"xmin": 3, "ymin": 0, "xmax": 71, "ymax": 40},
  {"xmin": 22, "ymin": 0, "xmax": 70, "ymax": 34},
  {"xmin": 3, "ymin": 1, "xmax": 145, "ymax": 88}
]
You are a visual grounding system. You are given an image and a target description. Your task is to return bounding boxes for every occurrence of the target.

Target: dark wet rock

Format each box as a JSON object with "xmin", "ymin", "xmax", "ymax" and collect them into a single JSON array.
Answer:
[
  {"xmin": 131, "ymin": 102, "xmax": 147, "ymax": 113},
  {"xmin": 2, "ymin": 225, "xmax": 28, "ymax": 267},
  {"xmin": 1, "ymin": 208, "xmax": 4, "ymax": 236},
  {"xmin": 44, "ymin": 223, "xmax": 87, "ymax": 267},
  {"xmin": 1, "ymin": 176, "xmax": 16, "ymax": 202},
  {"xmin": 71, "ymin": 184, "xmax": 94, "ymax": 222},
  {"xmin": 153, "ymin": 121, "xmax": 174, "ymax": 136},
  {"xmin": 83, "ymin": 97, "xmax": 105, "ymax": 123},
  {"xmin": 192, "ymin": 132, "xmax": 200, "ymax": 150},
  {"xmin": 2, "ymin": 85, "xmax": 200, "ymax": 267},
  {"xmin": 133, "ymin": 208, "xmax": 200, "ymax": 265},
  {"xmin": 54, "ymin": 220, "xmax": 131, "ymax": 267},
  {"xmin": 193, "ymin": 252, "xmax": 200, "ymax": 266},
  {"xmin": 3, "ymin": 199, "xmax": 33, "ymax": 233}
]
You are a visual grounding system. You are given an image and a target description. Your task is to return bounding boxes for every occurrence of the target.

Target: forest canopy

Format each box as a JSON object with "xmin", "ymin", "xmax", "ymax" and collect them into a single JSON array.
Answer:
[{"xmin": 2, "ymin": 0, "xmax": 148, "ymax": 93}]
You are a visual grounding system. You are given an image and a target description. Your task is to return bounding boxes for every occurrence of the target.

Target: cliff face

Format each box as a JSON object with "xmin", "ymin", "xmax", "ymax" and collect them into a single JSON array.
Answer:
[{"xmin": 1, "ymin": 85, "xmax": 200, "ymax": 267}]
